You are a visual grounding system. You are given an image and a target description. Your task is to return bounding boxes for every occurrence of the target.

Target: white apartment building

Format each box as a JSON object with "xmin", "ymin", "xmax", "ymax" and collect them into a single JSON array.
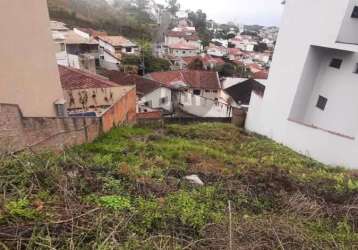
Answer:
[{"xmin": 246, "ymin": 0, "xmax": 358, "ymax": 168}]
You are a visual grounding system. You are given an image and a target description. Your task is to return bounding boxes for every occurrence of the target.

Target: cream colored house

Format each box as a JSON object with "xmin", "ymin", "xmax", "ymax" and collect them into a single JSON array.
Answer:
[{"xmin": 0, "ymin": 0, "xmax": 64, "ymax": 117}]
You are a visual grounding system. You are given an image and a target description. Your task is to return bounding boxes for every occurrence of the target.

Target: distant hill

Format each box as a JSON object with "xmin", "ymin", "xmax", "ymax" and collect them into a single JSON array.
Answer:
[{"xmin": 47, "ymin": 0, "xmax": 157, "ymax": 40}]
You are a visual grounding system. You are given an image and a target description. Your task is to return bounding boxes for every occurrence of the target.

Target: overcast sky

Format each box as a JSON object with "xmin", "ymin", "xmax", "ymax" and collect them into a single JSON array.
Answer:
[{"xmin": 156, "ymin": 0, "xmax": 284, "ymax": 26}]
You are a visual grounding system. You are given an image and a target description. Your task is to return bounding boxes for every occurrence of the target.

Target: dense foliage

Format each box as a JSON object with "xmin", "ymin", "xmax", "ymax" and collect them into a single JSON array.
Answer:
[
  {"xmin": 47, "ymin": 0, "xmax": 157, "ymax": 39},
  {"xmin": 0, "ymin": 123, "xmax": 357, "ymax": 249}
]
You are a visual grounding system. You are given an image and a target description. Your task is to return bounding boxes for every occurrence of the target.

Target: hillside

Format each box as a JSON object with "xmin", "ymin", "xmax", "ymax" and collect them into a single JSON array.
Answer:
[
  {"xmin": 47, "ymin": 0, "xmax": 157, "ymax": 39},
  {"xmin": 0, "ymin": 123, "xmax": 357, "ymax": 249}
]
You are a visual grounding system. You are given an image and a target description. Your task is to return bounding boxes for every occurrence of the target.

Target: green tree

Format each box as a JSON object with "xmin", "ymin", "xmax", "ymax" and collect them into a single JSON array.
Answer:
[
  {"xmin": 217, "ymin": 63, "xmax": 237, "ymax": 77},
  {"xmin": 188, "ymin": 10, "xmax": 213, "ymax": 47},
  {"xmin": 166, "ymin": 0, "xmax": 180, "ymax": 15}
]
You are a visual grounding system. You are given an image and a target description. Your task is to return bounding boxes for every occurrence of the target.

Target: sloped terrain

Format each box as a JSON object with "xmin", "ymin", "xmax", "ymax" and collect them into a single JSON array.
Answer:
[{"xmin": 0, "ymin": 123, "xmax": 357, "ymax": 249}]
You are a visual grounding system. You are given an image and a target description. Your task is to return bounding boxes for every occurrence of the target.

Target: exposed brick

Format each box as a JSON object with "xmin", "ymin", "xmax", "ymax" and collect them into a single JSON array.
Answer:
[{"xmin": 0, "ymin": 88, "xmax": 137, "ymax": 154}]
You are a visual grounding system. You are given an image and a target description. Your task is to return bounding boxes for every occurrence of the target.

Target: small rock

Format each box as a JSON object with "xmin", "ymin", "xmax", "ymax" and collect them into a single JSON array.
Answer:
[{"xmin": 184, "ymin": 175, "xmax": 204, "ymax": 186}]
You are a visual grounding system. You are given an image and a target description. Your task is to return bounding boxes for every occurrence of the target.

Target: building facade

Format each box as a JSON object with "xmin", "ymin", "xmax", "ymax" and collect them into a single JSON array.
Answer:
[
  {"xmin": 246, "ymin": 0, "xmax": 358, "ymax": 168},
  {"xmin": 0, "ymin": 0, "xmax": 64, "ymax": 117}
]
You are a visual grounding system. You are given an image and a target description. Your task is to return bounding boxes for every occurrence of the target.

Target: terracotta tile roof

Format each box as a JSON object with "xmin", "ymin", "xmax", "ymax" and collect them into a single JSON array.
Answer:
[
  {"xmin": 228, "ymin": 48, "xmax": 243, "ymax": 55},
  {"xmin": 147, "ymin": 70, "xmax": 220, "ymax": 90},
  {"xmin": 166, "ymin": 31, "xmax": 200, "ymax": 41},
  {"xmin": 64, "ymin": 31, "xmax": 99, "ymax": 45},
  {"xmin": 182, "ymin": 55, "xmax": 225, "ymax": 66},
  {"xmin": 105, "ymin": 71, "xmax": 165, "ymax": 96},
  {"xmin": 247, "ymin": 63, "xmax": 263, "ymax": 73},
  {"xmin": 168, "ymin": 42, "xmax": 199, "ymax": 50},
  {"xmin": 253, "ymin": 70, "xmax": 269, "ymax": 80},
  {"xmin": 98, "ymin": 36, "xmax": 136, "ymax": 47},
  {"xmin": 77, "ymin": 28, "xmax": 107, "ymax": 38},
  {"xmin": 59, "ymin": 65, "xmax": 118, "ymax": 90}
]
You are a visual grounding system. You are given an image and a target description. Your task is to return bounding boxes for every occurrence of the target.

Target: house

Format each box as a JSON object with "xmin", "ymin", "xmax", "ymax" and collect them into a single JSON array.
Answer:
[
  {"xmin": 230, "ymin": 35, "xmax": 257, "ymax": 52},
  {"xmin": 167, "ymin": 42, "xmax": 200, "ymax": 57},
  {"xmin": 246, "ymin": 0, "xmax": 358, "ymax": 168},
  {"xmin": 207, "ymin": 43, "xmax": 228, "ymax": 57},
  {"xmin": 146, "ymin": 70, "xmax": 232, "ymax": 118},
  {"xmin": 105, "ymin": 71, "xmax": 173, "ymax": 113},
  {"xmin": 228, "ymin": 48, "xmax": 244, "ymax": 61},
  {"xmin": 178, "ymin": 55, "xmax": 225, "ymax": 70},
  {"xmin": 58, "ymin": 66, "xmax": 135, "ymax": 117},
  {"xmin": 98, "ymin": 36, "xmax": 139, "ymax": 70},
  {"xmin": 74, "ymin": 27, "xmax": 107, "ymax": 40},
  {"xmin": 50, "ymin": 22, "xmax": 99, "ymax": 73},
  {"xmin": 224, "ymin": 78, "xmax": 266, "ymax": 106},
  {"xmin": 164, "ymin": 24, "xmax": 202, "ymax": 53}
]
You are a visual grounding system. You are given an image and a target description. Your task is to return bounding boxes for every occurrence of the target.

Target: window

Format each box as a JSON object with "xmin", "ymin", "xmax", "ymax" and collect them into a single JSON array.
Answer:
[
  {"xmin": 193, "ymin": 89, "xmax": 201, "ymax": 95},
  {"xmin": 354, "ymin": 63, "xmax": 358, "ymax": 74},
  {"xmin": 126, "ymin": 47, "xmax": 132, "ymax": 53},
  {"xmin": 205, "ymin": 90, "xmax": 210, "ymax": 93},
  {"xmin": 160, "ymin": 97, "xmax": 168, "ymax": 104},
  {"xmin": 100, "ymin": 56, "xmax": 104, "ymax": 60},
  {"xmin": 352, "ymin": 6, "xmax": 358, "ymax": 18},
  {"xmin": 212, "ymin": 90, "xmax": 218, "ymax": 93},
  {"xmin": 144, "ymin": 101, "xmax": 152, "ymax": 107},
  {"xmin": 316, "ymin": 95, "xmax": 328, "ymax": 111},
  {"xmin": 329, "ymin": 58, "xmax": 342, "ymax": 69},
  {"xmin": 182, "ymin": 51, "xmax": 186, "ymax": 54}
]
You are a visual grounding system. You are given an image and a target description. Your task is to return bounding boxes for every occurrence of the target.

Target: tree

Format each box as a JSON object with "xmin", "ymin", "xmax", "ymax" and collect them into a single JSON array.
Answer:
[
  {"xmin": 217, "ymin": 63, "xmax": 236, "ymax": 77},
  {"xmin": 134, "ymin": 0, "xmax": 149, "ymax": 10},
  {"xmin": 254, "ymin": 42, "xmax": 268, "ymax": 53},
  {"xmin": 188, "ymin": 58, "xmax": 204, "ymax": 70},
  {"xmin": 166, "ymin": 0, "xmax": 180, "ymax": 15},
  {"xmin": 188, "ymin": 10, "xmax": 213, "ymax": 47}
]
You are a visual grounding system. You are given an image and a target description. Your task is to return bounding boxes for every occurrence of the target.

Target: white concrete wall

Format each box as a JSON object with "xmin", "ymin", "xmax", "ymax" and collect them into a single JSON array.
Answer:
[
  {"xmin": 245, "ymin": 0, "xmax": 358, "ymax": 168},
  {"xmin": 73, "ymin": 28, "xmax": 90, "ymax": 40},
  {"xmin": 337, "ymin": 0, "xmax": 358, "ymax": 45},
  {"xmin": 179, "ymin": 92, "xmax": 231, "ymax": 118},
  {"xmin": 140, "ymin": 87, "xmax": 173, "ymax": 112},
  {"xmin": 99, "ymin": 40, "xmax": 115, "ymax": 54},
  {"xmin": 169, "ymin": 48, "xmax": 199, "ymax": 57}
]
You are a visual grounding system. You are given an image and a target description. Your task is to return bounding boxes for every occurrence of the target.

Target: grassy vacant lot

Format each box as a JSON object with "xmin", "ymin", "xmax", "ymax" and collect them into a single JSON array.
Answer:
[{"xmin": 0, "ymin": 123, "xmax": 357, "ymax": 249}]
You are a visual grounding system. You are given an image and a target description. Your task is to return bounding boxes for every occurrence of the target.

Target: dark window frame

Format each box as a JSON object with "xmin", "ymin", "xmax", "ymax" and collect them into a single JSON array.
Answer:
[
  {"xmin": 160, "ymin": 97, "xmax": 168, "ymax": 104},
  {"xmin": 329, "ymin": 58, "xmax": 343, "ymax": 69},
  {"xmin": 354, "ymin": 63, "xmax": 358, "ymax": 74},
  {"xmin": 316, "ymin": 95, "xmax": 328, "ymax": 111},
  {"xmin": 193, "ymin": 89, "xmax": 201, "ymax": 95},
  {"xmin": 351, "ymin": 6, "xmax": 358, "ymax": 18},
  {"xmin": 144, "ymin": 101, "xmax": 152, "ymax": 108}
]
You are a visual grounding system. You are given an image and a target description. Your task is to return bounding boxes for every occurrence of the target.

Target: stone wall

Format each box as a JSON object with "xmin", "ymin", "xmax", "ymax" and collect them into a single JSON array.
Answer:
[{"xmin": 0, "ymin": 88, "xmax": 137, "ymax": 154}]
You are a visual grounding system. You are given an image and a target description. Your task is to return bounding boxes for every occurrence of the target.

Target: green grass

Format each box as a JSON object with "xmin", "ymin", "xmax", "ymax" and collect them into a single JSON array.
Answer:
[{"xmin": 0, "ymin": 123, "xmax": 357, "ymax": 249}]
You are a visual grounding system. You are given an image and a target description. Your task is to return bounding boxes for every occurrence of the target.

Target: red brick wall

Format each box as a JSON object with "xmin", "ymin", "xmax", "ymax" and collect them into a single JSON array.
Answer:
[
  {"xmin": 137, "ymin": 111, "xmax": 162, "ymax": 120},
  {"xmin": 0, "ymin": 104, "xmax": 101, "ymax": 153},
  {"xmin": 0, "ymin": 88, "xmax": 137, "ymax": 154},
  {"xmin": 102, "ymin": 88, "xmax": 137, "ymax": 132}
]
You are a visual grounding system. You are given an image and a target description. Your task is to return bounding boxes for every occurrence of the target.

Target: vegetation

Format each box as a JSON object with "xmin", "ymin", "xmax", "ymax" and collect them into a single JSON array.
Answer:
[
  {"xmin": 122, "ymin": 40, "xmax": 171, "ymax": 74},
  {"xmin": 0, "ymin": 123, "xmax": 357, "ymax": 249},
  {"xmin": 47, "ymin": 0, "xmax": 157, "ymax": 39},
  {"xmin": 188, "ymin": 10, "xmax": 213, "ymax": 47}
]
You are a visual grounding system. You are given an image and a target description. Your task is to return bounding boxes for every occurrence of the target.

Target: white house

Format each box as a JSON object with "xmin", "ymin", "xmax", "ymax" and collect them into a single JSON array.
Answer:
[
  {"xmin": 50, "ymin": 21, "xmax": 99, "ymax": 73},
  {"xmin": 105, "ymin": 71, "xmax": 174, "ymax": 113},
  {"xmin": 207, "ymin": 43, "xmax": 228, "ymax": 57},
  {"xmin": 168, "ymin": 42, "xmax": 200, "ymax": 57},
  {"xmin": 230, "ymin": 35, "xmax": 258, "ymax": 52},
  {"xmin": 98, "ymin": 36, "xmax": 139, "ymax": 70},
  {"xmin": 146, "ymin": 70, "xmax": 232, "ymax": 117},
  {"xmin": 246, "ymin": 0, "xmax": 358, "ymax": 169}
]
